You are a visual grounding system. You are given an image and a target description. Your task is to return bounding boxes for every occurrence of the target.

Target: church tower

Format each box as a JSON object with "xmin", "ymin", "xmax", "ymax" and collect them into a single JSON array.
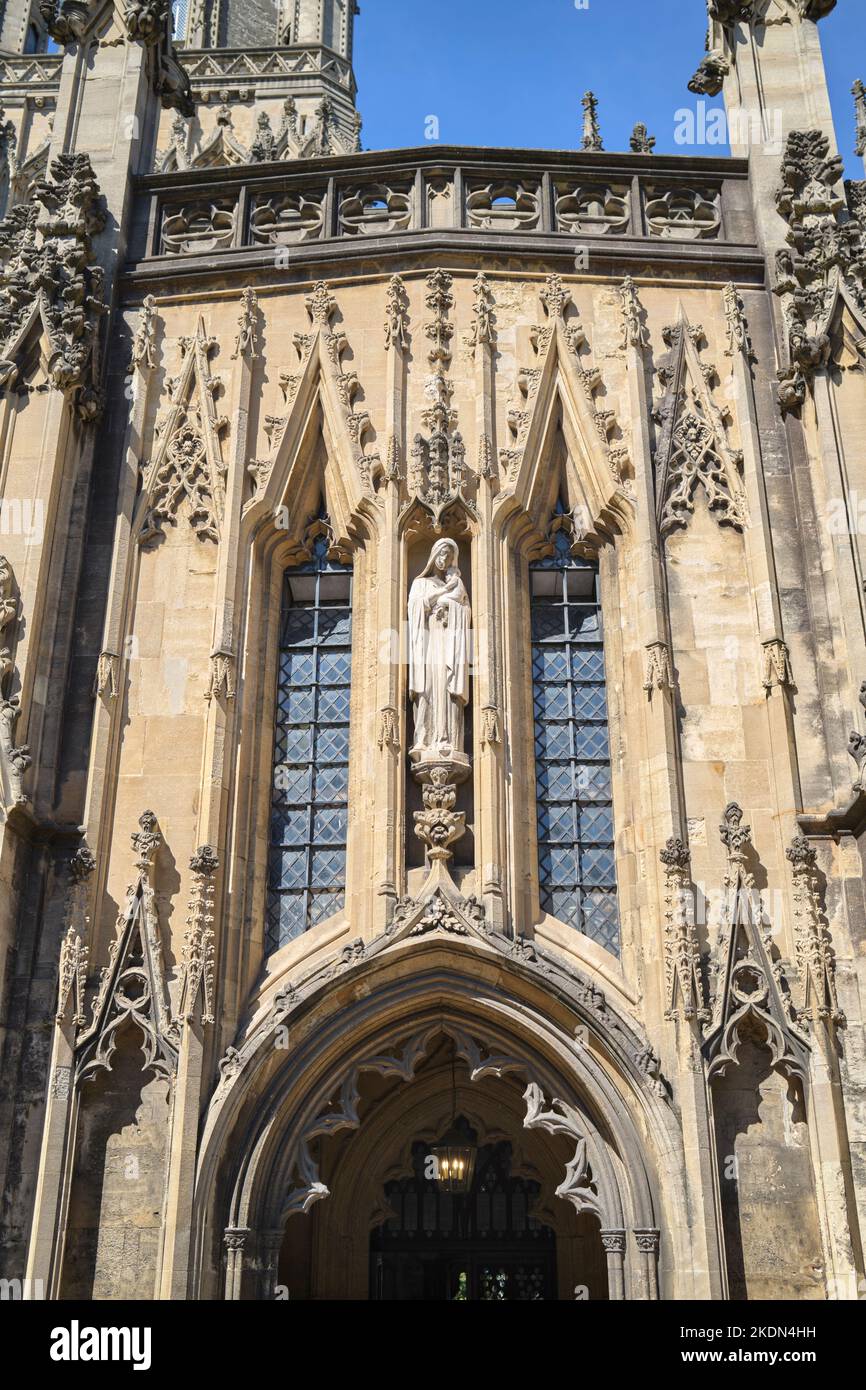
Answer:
[{"xmin": 0, "ymin": 0, "xmax": 864, "ymax": 1305}]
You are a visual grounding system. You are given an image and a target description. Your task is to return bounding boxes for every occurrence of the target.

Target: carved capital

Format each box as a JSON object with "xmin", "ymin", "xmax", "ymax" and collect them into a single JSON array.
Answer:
[
  {"xmin": 643, "ymin": 641, "xmax": 674, "ymax": 695},
  {"xmin": 761, "ymin": 638, "xmax": 794, "ymax": 691}
]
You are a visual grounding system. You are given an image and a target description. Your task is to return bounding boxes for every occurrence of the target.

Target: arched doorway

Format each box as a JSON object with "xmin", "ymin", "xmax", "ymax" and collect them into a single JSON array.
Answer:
[
  {"xmin": 272, "ymin": 1034, "xmax": 611, "ymax": 1300},
  {"xmin": 195, "ymin": 946, "xmax": 678, "ymax": 1299}
]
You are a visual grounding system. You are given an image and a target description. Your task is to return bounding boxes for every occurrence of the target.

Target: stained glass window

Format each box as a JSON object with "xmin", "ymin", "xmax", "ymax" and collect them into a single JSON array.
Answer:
[
  {"xmin": 531, "ymin": 527, "xmax": 620, "ymax": 956},
  {"xmin": 266, "ymin": 538, "xmax": 352, "ymax": 952}
]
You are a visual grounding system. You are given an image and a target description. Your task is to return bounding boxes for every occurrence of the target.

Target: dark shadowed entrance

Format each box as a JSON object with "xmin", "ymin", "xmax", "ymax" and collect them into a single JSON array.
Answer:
[{"xmin": 370, "ymin": 1134, "xmax": 557, "ymax": 1301}]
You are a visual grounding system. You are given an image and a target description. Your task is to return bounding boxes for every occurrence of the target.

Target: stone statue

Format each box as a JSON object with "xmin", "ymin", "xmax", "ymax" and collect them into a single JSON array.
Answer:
[{"xmin": 408, "ymin": 538, "xmax": 471, "ymax": 768}]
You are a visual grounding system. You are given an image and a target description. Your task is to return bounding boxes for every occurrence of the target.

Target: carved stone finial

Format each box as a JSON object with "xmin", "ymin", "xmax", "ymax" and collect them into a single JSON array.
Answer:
[
  {"xmin": 786, "ymin": 833, "xmax": 843, "ymax": 1026},
  {"xmin": 854, "ymin": 79, "xmax": 866, "ymax": 159},
  {"xmin": 722, "ymin": 283, "xmax": 753, "ymax": 359},
  {"xmin": 719, "ymin": 801, "xmax": 750, "ymax": 859},
  {"xmin": 232, "ymin": 287, "xmax": 260, "ymax": 360},
  {"xmin": 581, "ymin": 92, "xmax": 603, "ymax": 152},
  {"xmin": 540, "ymin": 274, "xmax": 571, "ymax": 323},
  {"xmin": 469, "ymin": 272, "xmax": 496, "ymax": 347},
  {"xmin": 619, "ymin": 277, "xmax": 648, "ymax": 350},
  {"xmin": 178, "ymin": 844, "xmax": 218, "ymax": 1024},
  {"xmin": 630, "ymin": 122, "xmax": 655, "ymax": 155},
  {"xmin": 131, "ymin": 294, "xmax": 158, "ymax": 372},
  {"xmin": 248, "ymin": 109, "xmax": 278, "ymax": 164},
  {"xmin": 305, "ymin": 280, "xmax": 338, "ymax": 328},
  {"xmin": 660, "ymin": 836, "xmax": 708, "ymax": 1024},
  {"xmin": 131, "ymin": 810, "xmax": 162, "ymax": 871},
  {"xmin": 383, "ymin": 274, "xmax": 410, "ymax": 352}
]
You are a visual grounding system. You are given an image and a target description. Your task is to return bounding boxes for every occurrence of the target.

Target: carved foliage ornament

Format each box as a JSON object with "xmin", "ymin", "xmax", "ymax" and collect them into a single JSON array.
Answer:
[
  {"xmin": 0, "ymin": 153, "xmax": 107, "ymax": 420},
  {"xmin": 773, "ymin": 129, "xmax": 866, "ymax": 408}
]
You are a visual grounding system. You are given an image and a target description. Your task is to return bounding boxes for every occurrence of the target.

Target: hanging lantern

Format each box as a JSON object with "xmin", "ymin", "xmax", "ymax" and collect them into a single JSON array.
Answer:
[{"xmin": 431, "ymin": 1118, "xmax": 477, "ymax": 1195}]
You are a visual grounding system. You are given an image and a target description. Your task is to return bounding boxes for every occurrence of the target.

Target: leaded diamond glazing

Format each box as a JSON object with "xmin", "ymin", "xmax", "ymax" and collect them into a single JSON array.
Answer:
[
  {"xmin": 531, "ymin": 540, "xmax": 620, "ymax": 956},
  {"xmin": 266, "ymin": 539, "xmax": 352, "ymax": 951}
]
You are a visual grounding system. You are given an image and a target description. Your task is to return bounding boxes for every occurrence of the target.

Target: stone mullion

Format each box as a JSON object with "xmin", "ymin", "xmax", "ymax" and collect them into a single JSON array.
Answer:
[
  {"xmin": 473, "ymin": 326, "xmax": 506, "ymax": 931},
  {"xmin": 371, "ymin": 285, "xmax": 408, "ymax": 931},
  {"xmin": 622, "ymin": 294, "xmax": 684, "ymax": 999},
  {"xmin": 622, "ymin": 286, "xmax": 724, "ymax": 1299}
]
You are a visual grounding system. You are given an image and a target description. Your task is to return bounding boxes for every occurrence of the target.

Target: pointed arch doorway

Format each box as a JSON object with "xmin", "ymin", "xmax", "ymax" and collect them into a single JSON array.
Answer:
[{"xmin": 275, "ymin": 1035, "xmax": 610, "ymax": 1301}]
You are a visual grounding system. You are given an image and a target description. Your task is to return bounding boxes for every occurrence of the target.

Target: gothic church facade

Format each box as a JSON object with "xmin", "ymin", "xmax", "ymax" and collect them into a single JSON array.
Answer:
[{"xmin": 0, "ymin": 0, "xmax": 864, "ymax": 1300}]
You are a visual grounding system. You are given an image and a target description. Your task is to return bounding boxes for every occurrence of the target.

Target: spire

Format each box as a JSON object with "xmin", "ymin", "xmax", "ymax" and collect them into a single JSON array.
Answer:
[{"xmin": 581, "ymin": 92, "xmax": 603, "ymax": 152}]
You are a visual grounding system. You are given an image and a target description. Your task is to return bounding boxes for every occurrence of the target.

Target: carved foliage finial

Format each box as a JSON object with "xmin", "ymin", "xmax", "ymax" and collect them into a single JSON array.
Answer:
[
  {"xmin": 786, "ymin": 836, "xmax": 842, "ymax": 1026},
  {"xmin": 581, "ymin": 92, "xmax": 603, "ymax": 152},
  {"xmin": 178, "ymin": 845, "xmax": 218, "ymax": 1024},
  {"xmin": 773, "ymin": 128, "xmax": 864, "ymax": 409},
  {"xmin": 0, "ymin": 152, "xmax": 107, "ymax": 421},
  {"xmin": 855, "ymin": 79, "xmax": 866, "ymax": 159}
]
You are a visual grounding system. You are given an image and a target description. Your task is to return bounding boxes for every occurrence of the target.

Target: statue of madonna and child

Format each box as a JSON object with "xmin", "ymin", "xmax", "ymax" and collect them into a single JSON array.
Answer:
[{"xmin": 408, "ymin": 538, "xmax": 472, "ymax": 780}]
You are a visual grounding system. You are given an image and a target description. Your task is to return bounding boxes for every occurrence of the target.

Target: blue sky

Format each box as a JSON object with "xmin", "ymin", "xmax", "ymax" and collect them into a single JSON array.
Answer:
[{"xmin": 354, "ymin": 0, "xmax": 865, "ymax": 175}]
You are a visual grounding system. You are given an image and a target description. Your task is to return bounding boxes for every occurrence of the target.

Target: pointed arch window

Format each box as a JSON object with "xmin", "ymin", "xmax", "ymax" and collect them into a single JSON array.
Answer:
[
  {"xmin": 531, "ymin": 525, "xmax": 620, "ymax": 956},
  {"xmin": 266, "ymin": 536, "xmax": 352, "ymax": 952}
]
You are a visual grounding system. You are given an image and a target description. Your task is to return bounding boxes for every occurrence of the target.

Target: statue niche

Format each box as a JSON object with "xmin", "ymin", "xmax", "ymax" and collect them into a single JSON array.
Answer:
[{"xmin": 407, "ymin": 538, "xmax": 472, "ymax": 865}]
